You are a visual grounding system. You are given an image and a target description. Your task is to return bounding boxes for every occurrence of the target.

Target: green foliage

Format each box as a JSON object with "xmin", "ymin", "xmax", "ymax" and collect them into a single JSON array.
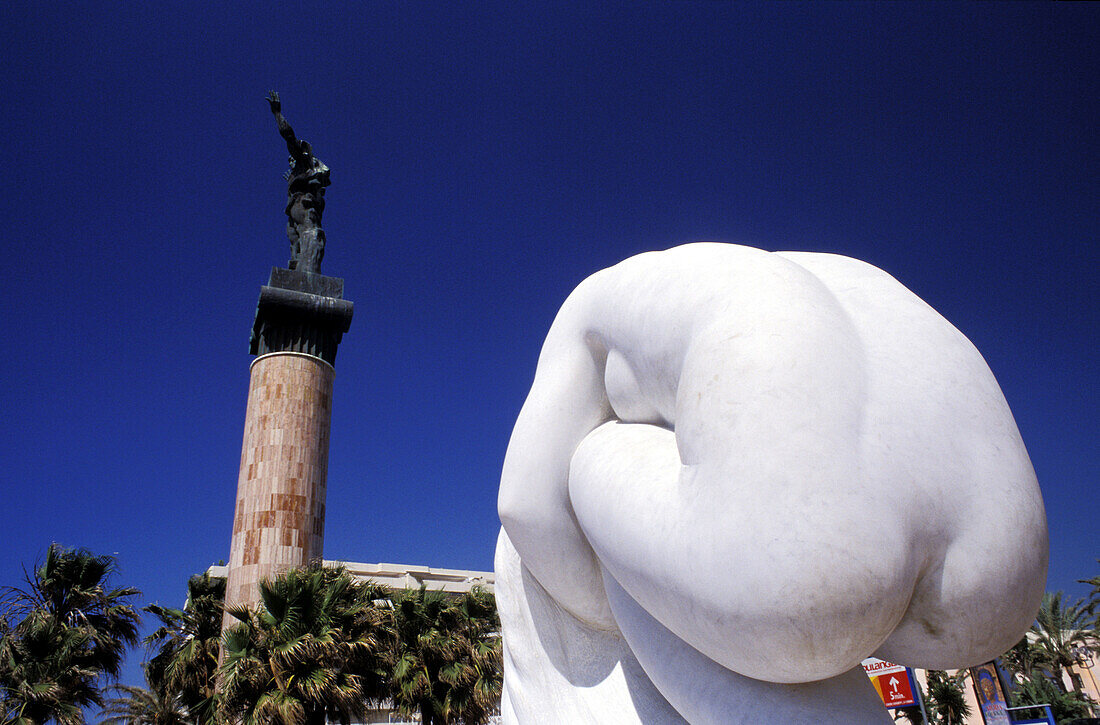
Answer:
[
  {"xmin": 215, "ymin": 568, "xmax": 501, "ymax": 725},
  {"xmin": 100, "ymin": 682, "xmax": 190, "ymax": 725},
  {"xmin": 891, "ymin": 671, "xmax": 976, "ymax": 725},
  {"xmin": 217, "ymin": 565, "xmax": 392, "ymax": 725},
  {"xmin": 997, "ymin": 584, "xmax": 1099, "ymax": 722},
  {"xmin": 389, "ymin": 586, "xmax": 501, "ymax": 725},
  {"xmin": 1079, "ymin": 560, "xmax": 1100, "ymax": 625},
  {"xmin": 143, "ymin": 573, "xmax": 225, "ymax": 724},
  {"xmin": 1001, "ymin": 636, "xmax": 1043, "ymax": 680},
  {"xmin": 0, "ymin": 545, "xmax": 141, "ymax": 725},
  {"xmin": 925, "ymin": 670, "xmax": 970, "ymax": 725},
  {"xmin": 1009, "ymin": 670, "xmax": 1094, "ymax": 723},
  {"xmin": 0, "ymin": 552, "xmax": 504, "ymax": 725},
  {"xmin": 893, "ymin": 686, "xmax": 926, "ymax": 724},
  {"xmin": 1029, "ymin": 591, "xmax": 1094, "ymax": 694}
]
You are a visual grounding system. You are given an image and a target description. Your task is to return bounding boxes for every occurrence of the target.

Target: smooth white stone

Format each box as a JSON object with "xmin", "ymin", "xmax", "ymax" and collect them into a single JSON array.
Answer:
[{"xmin": 496, "ymin": 243, "xmax": 1047, "ymax": 723}]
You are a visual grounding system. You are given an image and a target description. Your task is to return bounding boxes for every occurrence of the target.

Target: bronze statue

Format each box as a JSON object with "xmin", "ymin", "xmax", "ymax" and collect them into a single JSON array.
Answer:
[{"xmin": 266, "ymin": 91, "xmax": 330, "ymax": 274}]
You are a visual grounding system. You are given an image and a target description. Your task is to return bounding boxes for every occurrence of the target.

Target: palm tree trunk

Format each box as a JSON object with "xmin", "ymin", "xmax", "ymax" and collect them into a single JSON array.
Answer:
[{"xmin": 1053, "ymin": 664, "xmax": 1073, "ymax": 694}]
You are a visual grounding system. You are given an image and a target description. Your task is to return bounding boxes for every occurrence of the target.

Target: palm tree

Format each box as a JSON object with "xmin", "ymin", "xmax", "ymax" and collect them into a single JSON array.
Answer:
[
  {"xmin": 1030, "ymin": 591, "xmax": 1093, "ymax": 694},
  {"xmin": 143, "ymin": 573, "xmax": 224, "ymax": 724},
  {"xmin": 1000, "ymin": 635, "xmax": 1043, "ymax": 682},
  {"xmin": 892, "ymin": 678, "xmax": 926, "ymax": 724},
  {"xmin": 218, "ymin": 565, "xmax": 391, "ymax": 725},
  {"xmin": 389, "ymin": 586, "xmax": 501, "ymax": 725},
  {"xmin": 924, "ymin": 670, "xmax": 970, "ymax": 725},
  {"xmin": 0, "ymin": 545, "xmax": 141, "ymax": 725},
  {"xmin": 100, "ymin": 681, "xmax": 189, "ymax": 725},
  {"xmin": 1009, "ymin": 669, "xmax": 1094, "ymax": 722},
  {"xmin": 1080, "ymin": 561, "xmax": 1100, "ymax": 621},
  {"xmin": 0, "ymin": 610, "xmax": 101, "ymax": 725}
]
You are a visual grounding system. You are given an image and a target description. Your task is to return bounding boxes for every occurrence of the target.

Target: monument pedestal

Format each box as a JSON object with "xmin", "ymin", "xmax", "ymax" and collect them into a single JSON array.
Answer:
[{"xmin": 224, "ymin": 268, "xmax": 353, "ymax": 614}]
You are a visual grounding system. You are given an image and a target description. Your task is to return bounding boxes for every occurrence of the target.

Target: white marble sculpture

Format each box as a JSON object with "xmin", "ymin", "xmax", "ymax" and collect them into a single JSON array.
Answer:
[{"xmin": 495, "ymin": 243, "xmax": 1048, "ymax": 724}]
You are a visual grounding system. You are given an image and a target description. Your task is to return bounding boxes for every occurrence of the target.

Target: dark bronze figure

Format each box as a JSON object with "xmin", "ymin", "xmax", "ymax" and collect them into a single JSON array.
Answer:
[{"xmin": 266, "ymin": 91, "xmax": 330, "ymax": 274}]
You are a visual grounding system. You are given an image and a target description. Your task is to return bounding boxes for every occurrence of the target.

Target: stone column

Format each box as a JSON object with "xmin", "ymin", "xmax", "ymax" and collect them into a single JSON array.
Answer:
[{"xmin": 224, "ymin": 268, "xmax": 353, "ymax": 616}]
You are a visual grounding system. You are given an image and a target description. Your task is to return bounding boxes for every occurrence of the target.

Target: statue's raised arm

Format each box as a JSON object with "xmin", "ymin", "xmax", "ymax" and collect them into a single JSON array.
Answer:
[{"xmin": 266, "ymin": 91, "xmax": 309, "ymax": 162}]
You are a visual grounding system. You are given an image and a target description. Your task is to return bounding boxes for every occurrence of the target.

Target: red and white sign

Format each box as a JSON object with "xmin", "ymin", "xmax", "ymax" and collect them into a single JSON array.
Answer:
[{"xmin": 862, "ymin": 658, "xmax": 918, "ymax": 708}]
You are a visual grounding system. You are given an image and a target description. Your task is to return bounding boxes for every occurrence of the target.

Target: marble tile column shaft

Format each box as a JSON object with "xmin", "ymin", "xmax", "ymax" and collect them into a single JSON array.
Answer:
[{"xmin": 224, "ymin": 352, "xmax": 334, "ymax": 613}]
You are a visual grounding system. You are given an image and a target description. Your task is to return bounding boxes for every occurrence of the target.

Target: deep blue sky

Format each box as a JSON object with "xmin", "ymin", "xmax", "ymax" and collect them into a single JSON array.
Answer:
[{"xmin": 3, "ymin": 2, "xmax": 1096, "ymax": 686}]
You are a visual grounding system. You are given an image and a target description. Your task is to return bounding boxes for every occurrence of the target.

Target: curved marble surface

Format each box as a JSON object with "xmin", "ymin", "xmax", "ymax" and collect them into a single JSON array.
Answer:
[{"xmin": 496, "ymin": 243, "xmax": 1047, "ymax": 723}]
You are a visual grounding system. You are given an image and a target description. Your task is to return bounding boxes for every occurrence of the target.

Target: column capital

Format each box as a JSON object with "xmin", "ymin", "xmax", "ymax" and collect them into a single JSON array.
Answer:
[{"xmin": 249, "ymin": 267, "xmax": 353, "ymax": 366}]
